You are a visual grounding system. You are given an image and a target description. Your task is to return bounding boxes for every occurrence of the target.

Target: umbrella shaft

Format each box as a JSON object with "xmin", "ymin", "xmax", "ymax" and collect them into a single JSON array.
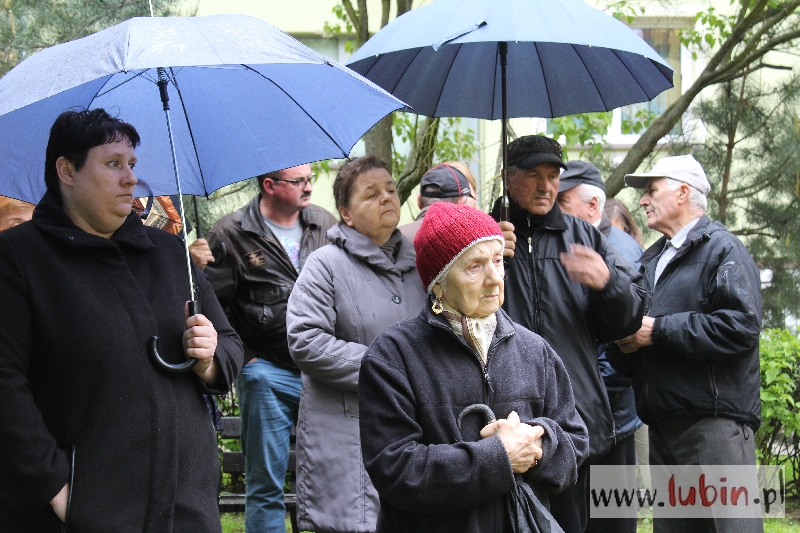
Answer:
[
  {"xmin": 500, "ymin": 42, "xmax": 510, "ymax": 222},
  {"xmin": 158, "ymin": 74, "xmax": 197, "ymax": 307}
]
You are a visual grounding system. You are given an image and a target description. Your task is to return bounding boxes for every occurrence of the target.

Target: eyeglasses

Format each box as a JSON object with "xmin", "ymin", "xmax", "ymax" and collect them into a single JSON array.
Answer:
[{"xmin": 272, "ymin": 174, "xmax": 315, "ymax": 188}]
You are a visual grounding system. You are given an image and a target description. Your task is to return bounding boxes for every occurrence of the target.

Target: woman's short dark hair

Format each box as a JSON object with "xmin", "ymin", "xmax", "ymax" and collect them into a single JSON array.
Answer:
[
  {"xmin": 44, "ymin": 109, "xmax": 141, "ymax": 190},
  {"xmin": 333, "ymin": 155, "xmax": 390, "ymax": 216}
]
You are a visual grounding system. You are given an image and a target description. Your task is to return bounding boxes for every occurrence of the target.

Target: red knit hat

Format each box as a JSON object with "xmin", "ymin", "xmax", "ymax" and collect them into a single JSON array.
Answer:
[{"xmin": 414, "ymin": 202, "xmax": 504, "ymax": 292}]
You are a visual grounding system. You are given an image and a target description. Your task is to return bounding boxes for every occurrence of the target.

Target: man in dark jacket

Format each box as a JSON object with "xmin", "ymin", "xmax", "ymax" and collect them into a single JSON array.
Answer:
[
  {"xmin": 614, "ymin": 155, "xmax": 762, "ymax": 533},
  {"xmin": 492, "ymin": 135, "xmax": 645, "ymax": 533},
  {"xmin": 556, "ymin": 160, "xmax": 643, "ymax": 533},
  {"xmin": 202, "ymin": 167, "xmax": 336, "ymax": 532}
]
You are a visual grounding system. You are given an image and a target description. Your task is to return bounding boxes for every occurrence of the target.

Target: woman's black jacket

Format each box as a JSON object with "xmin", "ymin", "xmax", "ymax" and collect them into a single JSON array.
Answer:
[{"xmin": 359, "ymin": 303, "xmax": 588, "ymax": 533}]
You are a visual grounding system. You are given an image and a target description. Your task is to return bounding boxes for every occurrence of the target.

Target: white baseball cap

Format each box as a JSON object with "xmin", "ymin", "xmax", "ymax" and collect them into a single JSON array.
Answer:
[{"xmin": 624, "ymin": 155, "xmax": 710, "ymax": 195}]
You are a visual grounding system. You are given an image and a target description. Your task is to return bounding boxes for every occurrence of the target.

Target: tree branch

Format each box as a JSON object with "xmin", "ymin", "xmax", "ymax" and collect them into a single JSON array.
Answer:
[{"xmin": 341, "ymin": 0, "xmax": 360, "ymax": 34}]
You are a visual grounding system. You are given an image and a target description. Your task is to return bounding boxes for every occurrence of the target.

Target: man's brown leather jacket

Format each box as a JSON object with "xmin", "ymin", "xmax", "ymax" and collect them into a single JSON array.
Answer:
[{"xmin": 205, "ymin": 194, "xmax": 336, "ymax": 369}]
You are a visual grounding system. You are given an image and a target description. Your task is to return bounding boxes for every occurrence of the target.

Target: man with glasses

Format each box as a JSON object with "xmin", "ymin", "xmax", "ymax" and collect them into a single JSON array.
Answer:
[{"xmin": 201, "ymin": 165, "xmax": 336, "ymax": 533}]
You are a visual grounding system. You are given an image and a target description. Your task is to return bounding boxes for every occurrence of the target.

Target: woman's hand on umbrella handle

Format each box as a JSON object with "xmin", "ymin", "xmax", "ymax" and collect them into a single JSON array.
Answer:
[
  {"xmin": 184, "ymin": 304, "xmax": 218, "ymax": 384},
  {"xmin": 50, "ymin": 483, "xmax": 69, "ymax": 522},
  {"xmin": 483, "ymin": 411, "xmax": 544, "ymax": 473}
]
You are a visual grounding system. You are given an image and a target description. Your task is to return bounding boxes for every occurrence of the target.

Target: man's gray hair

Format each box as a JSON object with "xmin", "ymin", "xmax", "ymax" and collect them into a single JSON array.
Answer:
[
  {"xmin": 576, "ymin": 183, "xmax": 606, "ymax": 212},
  {"xmin": 665, "ymin": 177, "xmax": 708, "ymax": 212}
]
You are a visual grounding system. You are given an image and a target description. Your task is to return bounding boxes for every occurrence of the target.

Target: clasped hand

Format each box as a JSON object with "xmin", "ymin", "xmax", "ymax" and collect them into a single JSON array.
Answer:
[{"xmin": 480, "ymin": 411, "xmax": 544, "ymax": 473}]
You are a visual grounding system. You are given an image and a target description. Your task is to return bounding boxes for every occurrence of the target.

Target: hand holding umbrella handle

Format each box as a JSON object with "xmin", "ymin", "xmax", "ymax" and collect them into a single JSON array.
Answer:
[{"xmin": 148, "ymin": 300, "xmax": 200, "ymax": 373}]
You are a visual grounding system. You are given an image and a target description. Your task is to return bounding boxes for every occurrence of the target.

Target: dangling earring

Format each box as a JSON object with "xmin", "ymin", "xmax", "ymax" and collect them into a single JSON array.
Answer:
[{"xmin": 432, "ymin": 297, "xmax": 443, "ymax": 314}]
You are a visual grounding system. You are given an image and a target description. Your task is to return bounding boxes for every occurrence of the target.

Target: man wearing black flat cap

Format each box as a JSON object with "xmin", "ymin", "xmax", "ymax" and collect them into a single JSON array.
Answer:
[{"xmin": 492, "ymin": 136, "xmax": 645, "ymax": 533}]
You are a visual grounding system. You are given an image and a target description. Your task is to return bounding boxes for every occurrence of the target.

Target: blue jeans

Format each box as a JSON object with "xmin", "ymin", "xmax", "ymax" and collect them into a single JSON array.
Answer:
[{"xmin": 237, "ymin": 359, "xmax": 301, "ymax": 533}]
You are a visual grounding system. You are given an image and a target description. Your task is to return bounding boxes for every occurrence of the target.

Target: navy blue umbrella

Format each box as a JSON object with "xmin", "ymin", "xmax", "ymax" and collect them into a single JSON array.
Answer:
[{"xmin": 347, "ymin": 0, "xmax": 673, "ymax": 217}]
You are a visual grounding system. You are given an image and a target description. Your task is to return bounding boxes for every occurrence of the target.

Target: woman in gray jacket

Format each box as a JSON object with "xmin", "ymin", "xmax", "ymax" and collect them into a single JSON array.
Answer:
[{"xmin": 286, "ymin": 155, "xmax": 426, "ymax": 533}]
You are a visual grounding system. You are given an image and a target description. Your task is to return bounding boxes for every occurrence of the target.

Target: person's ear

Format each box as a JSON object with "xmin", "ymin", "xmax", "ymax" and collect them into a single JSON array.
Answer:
[
  {"xmin": 677, "ymin": 183, "xmax": 691, "ymax": 204},
  {"xmin": 588, "ymin": 196, "xmax": 599, "ymax": 214},
  {"xmin": 339, "ymin": 205, "xmax": 354, "ymax": 227},
  {"xmin": 432, "ymin": 283, "xmax": 444, "ymax": 299},
  {"xmin": 261, "ymin": 177, "xmax": 275, "ymax": 196},
  {"xmin": 55, "ymin": 156, "xmax": 76, "ymax": 186}
]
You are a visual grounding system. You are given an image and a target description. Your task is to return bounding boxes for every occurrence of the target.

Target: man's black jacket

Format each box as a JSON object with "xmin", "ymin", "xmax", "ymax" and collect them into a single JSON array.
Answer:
[
  {"xmin": 608, "ymin": 216, "xmax": 762, "ymax": 431},
  {"xmin": 493, "ymin": 199, "xmax": 645, "ymax": 461}
]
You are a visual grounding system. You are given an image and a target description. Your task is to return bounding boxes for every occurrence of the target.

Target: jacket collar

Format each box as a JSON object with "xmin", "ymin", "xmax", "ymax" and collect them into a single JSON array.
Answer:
[
  {"xmin": 240, "ymin": 194, "xmax": 325, "ymax": 236},
  {"xmin": 640, "ymin": 215, "xmax": 719, "ymax": 265},
  {"xmin": 421, "ymin": 296, "xmax": 516, "ymax": 351},
  {"xmin": 597, "ymin": 213, "xmax": 612, "ymax": 237},
  {"xmin": 326, "ymin": 223, "xmax": 417, "ymax": 274},
  {"xmin": 33, "ymin": 189, "xmax": 153, "ymax": 250},
  {"xmin": 491, "ymin": 196, "xmax": 568, "ymax": 233}
]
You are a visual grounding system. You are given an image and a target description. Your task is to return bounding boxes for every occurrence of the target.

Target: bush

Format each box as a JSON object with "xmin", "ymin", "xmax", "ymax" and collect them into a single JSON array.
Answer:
[{"xmin": 757, "ymin": 328, "xmax": 800, "ymax": 496}]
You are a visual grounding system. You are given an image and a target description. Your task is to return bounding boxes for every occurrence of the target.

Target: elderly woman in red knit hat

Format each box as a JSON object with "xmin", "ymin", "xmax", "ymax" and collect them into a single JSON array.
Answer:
[{"xmin": 358, "ymin": 202, "xmax": 589, "ymax": 533}]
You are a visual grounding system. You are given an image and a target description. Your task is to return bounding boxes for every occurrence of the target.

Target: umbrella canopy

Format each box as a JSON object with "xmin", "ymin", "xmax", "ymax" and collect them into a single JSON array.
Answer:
[
  {"xmin": 347, "ymin": 0, "xmax": 673, "ymax": 119},
  {"xmin": 0, "ymin": 14, "xmax": 406, "ymax": 204}
]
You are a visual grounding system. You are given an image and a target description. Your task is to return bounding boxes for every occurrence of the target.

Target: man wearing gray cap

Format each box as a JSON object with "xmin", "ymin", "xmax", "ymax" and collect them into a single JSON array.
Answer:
[
  {"xmin": 614, "ymin": 155, "xmax": 762, "ymax": 533},
  {"xmin": 557, "ymin": 160, "xmax": 642, "ymax": 533},
  {"xmin": 492, "ymin": 136, "xmax": 645, "ymax": 533},
  {"xmin": 398, "ymin": 163, "xmax": 476, "ymax": 241}
]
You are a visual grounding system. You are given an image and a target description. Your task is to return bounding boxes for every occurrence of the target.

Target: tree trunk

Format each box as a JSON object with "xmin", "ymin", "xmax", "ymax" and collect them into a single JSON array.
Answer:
[
  {"xmin": 361, "ymin": 0, "xmax": 408, "ymax": 173},
  {"xmin": 364, "ymin": 113, "xmax": 394, "ymax": 166},
  {"xmin": 605, "ymin": 72, "xmax": 713, "ymax": 196},
  {"xmin": 397, "ymin": 117, "xmax": 439, "ymax": 204}
]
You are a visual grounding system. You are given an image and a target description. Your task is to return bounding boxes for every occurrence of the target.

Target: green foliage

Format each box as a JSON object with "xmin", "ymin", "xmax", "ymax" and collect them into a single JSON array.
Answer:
[
  {"xmin": 604, "ymin": 0, "xmax": 646, "ymax": 25},
  {"xmin": 688, "ymin": 73, "xmax": 800, "ymax": 327},
  {"xmin": 544, "ymin": 112, "xmax": 612, "ymax": 159},
  {"xmin": 680, "ymin": 7, "xmax": 736, "ymax": 60},
  {"xmin": 621, "ymin": 109, "xmax": 656, "ymax": 135},
  {"xmin": 392, "ymin": 113, "xmax": 478, "ymax": 183},
  {"xmin": 322, "ymin": 4, "xmax": 356, "ymax": 54},
  {"xmin": 757, "ymin": 329, "xmax": 800, "ymax": 497},
  {"xmin": 0, "ymin": 0, "xmax": 192, "ymax": 76}
]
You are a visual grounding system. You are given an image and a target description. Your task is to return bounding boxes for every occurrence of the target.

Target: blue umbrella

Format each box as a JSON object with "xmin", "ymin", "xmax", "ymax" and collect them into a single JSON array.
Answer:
[
  {"xmin": 346, "ymin": 0, "xmax": 673, "ymax": 217},
  {"xmin": 0, "ymin": 14, "xmax": 405, "ymax": 371},
  {"xmin": 0, "ymin": 14, "xmax": 404, "ymax": 204}
]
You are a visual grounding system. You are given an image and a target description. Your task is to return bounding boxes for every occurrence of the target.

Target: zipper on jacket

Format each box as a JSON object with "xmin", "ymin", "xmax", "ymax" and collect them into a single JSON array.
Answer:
[
  {"xmin": 709, "ymin": 363, "xmax": 719, "ymax": 418},
  {"xmin": 527, "ymin": 215, "xmax": 532, "ymax": 254},
  {"xmin": 527, "ymin": 215, "xmax": 542, "ymax": 332}
]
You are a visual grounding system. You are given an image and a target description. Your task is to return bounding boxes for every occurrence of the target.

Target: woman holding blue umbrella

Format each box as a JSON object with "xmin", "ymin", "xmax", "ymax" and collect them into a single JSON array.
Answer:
[{"xmin": 0, "ymin": 109, "xmax": 243, "ymax": 532}]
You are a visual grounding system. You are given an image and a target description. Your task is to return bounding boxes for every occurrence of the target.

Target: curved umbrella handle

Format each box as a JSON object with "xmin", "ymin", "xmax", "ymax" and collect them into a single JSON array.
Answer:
[
  {"xmin": 149, "ymin": 336, "xmax": 198, "ymax": 373},
  {"xmin": 457, "ymin": 403, "xmax": 496, "ymax": 434},
  {"xmin": 148, "ymin": 300, "xmax": 200, "ymax": 373}
]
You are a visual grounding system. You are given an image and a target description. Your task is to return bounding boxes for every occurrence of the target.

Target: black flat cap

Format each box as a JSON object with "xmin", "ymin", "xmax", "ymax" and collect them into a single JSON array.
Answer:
[{"xmin": 507, "ymin": 135, "xmax": 567, "ymax": 171}]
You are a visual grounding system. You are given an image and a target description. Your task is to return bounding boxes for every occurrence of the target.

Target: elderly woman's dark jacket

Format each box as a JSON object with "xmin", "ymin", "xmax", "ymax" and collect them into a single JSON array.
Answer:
[
  {"xmin": 359, "ymin": 303, "xmax": 589, "ymax": 533},
  {"xmin": 0, "ymin": 191, "xmax": 243, "ymax": 532}
]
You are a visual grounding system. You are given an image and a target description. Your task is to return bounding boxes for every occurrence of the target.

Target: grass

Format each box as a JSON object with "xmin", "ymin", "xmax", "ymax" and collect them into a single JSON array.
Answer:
[{"xmin": 221, "ymin": 513, "xmax": 300, "ymax": 533}]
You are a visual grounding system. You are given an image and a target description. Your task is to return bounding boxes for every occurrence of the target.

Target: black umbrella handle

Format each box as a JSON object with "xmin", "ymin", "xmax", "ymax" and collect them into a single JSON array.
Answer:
[
  {"xmin": 148, "ymin": 300, "xmax": 201, "ymax": 373},
  {"xmin": 149, "ymin": 336, "xmax": 198, "ymax": 373},
  {"xmin": 457, "ymin": 404, "xmax": 497, "ymax": 435}
]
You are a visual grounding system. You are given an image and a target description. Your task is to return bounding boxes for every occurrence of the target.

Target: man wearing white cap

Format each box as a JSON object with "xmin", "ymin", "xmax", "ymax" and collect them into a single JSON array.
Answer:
[{"xmin": 614, "ymin": 155, "xmax": 763, "ymax": 533}]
